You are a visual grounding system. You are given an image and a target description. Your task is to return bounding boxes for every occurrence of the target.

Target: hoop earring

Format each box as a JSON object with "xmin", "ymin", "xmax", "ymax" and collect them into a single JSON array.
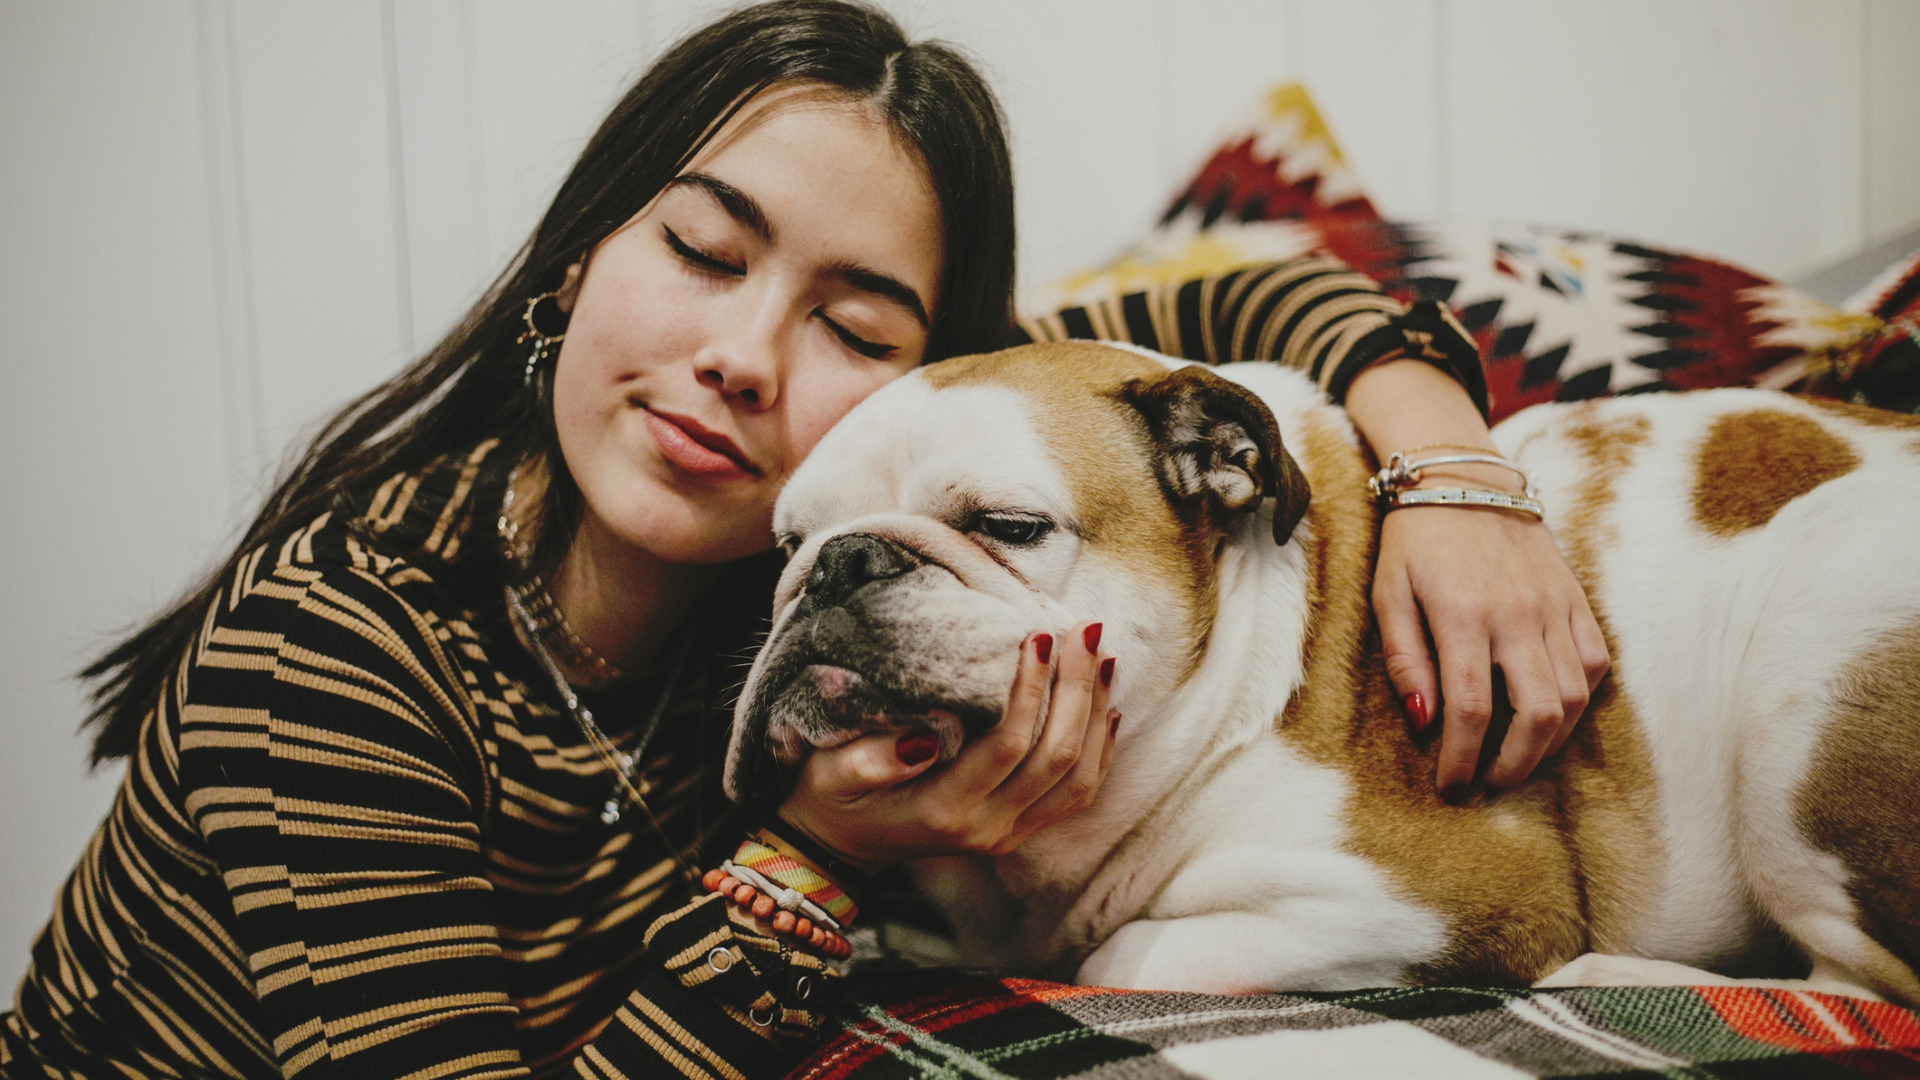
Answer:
[{"xmin": 518, "ymin": 291, "xmax": 569, "ymax": 384}]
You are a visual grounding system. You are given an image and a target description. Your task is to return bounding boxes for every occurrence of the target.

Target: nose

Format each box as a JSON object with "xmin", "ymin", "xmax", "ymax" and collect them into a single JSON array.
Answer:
[
  {"xmin": 804, "ymin": 534, "xmax": 920, "ymax": 609},
  {"xmin": 696, "ymin": 292, "xmax": 781, "ymax": 411}
]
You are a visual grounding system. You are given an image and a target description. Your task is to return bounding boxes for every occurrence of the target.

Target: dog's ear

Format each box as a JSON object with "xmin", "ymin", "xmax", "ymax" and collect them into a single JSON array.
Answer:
[{"xmin": 1123, "ymin": 366, "xmax": 1311, "ymax": 545}]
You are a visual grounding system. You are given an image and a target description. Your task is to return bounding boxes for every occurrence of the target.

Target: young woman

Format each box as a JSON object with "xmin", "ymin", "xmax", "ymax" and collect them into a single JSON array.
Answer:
[{"xmin": 1, "ymin": 3, "xmax": 1605, "ymax": 1077}]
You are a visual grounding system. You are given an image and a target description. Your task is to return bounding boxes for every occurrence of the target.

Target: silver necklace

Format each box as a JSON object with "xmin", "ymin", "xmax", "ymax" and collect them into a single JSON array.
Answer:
[{"xmin": 506, "ymin": 584, "xmax": 698, "ymax": 886}]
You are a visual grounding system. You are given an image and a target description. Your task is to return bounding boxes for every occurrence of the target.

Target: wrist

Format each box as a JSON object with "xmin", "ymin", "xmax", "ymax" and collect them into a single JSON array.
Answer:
[
  {"xmin": 771, "ymin": 804, "xmax": 891, "ymax": 878},
  {"xmin": 1344, "ymin": 360, "xmax": 1498, "ymax": 466}
]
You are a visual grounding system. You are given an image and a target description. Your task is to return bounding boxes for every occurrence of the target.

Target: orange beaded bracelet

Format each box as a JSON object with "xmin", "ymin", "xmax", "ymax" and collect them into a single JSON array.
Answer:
[{"xmin": 702, "ymin": 868, "xmax": 854, "ymax": 960}]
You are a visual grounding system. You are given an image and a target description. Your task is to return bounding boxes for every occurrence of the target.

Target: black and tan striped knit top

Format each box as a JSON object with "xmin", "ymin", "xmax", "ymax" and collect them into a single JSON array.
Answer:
[{"xmin": 2, "ymin": 257, "xmax": 1483, "ymax": 1080}]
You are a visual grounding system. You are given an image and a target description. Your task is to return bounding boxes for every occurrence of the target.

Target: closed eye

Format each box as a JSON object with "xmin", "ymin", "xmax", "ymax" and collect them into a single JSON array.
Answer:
[
  {"xmin": 973, "ymin": 512, "xmax": 1053, "ymax": 546},
  {"xmin": 819, "ymin": 311, "xmax": 896, "ymax": 360},
  {"xmin": 662, "ymin": 224, "xmax": 742, "ymax": 276}
]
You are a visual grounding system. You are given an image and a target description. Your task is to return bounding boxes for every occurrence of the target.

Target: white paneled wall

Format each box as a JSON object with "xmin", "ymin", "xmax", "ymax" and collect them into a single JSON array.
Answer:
[{"xmin": 2, "ymin": 0, "xmax": 1915, "ymax": 989}]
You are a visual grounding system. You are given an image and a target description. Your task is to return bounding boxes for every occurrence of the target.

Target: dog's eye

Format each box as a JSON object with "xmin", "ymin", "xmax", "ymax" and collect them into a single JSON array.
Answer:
[
  {"xmin": 977, "ymin": 513, "xmax": 1052, "ymax": 546},
  {"xmin": 776, "ymin": 533, "xmax": 802, "ymax": 560}
]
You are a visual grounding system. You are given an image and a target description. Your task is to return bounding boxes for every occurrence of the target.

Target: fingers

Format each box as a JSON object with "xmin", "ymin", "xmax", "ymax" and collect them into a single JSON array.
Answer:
[
  {"xmin": 1485, "ymin": 629, "xmax": 1568, "ymax": 789},
  {"xmin": 1433, "ymin": 623, "xmax": 1493, "ymax": 800},
  {"xmin": 1571, "ymin": 597, "xmax": 1612, "ymax": 691},
  {"xmin": 992, "ymin": 622, "xmax": 1106, "ymax": 815},
  {"xmin": 1374, "ymin": 567, "xmax": 1439, "ymax": 735},
  {"xmin": 1007, "ymin": 642, "xmax": 1117, "ymax": 843},
  {"xmin": 944, "ymin": 630, "xmax": 1057, "ymax": 793},
  {"xmin": 1543, "ymin": 621, "xmax": 1591, "ymax": 759},
  {"xmin": 798, "ymin": 729, "xmax": 944, "ymax": 799}
]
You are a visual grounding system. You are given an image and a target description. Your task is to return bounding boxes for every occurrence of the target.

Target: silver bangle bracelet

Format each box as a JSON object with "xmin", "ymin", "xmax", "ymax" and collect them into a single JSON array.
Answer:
[
  {"xmin": 1368, "ymin": 451, "xmax": 1538, "ymax": 501},
  {"xmin": 1384, "ymin": 486, "xmax": 1546, "ymax": 520}
]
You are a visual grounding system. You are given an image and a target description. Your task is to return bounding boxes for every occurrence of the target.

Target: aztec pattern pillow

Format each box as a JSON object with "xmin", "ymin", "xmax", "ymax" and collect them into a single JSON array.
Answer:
[
  {"xmin": 1843, "ymin": 245, "xmax": 1920, "ymax": 412},
  {"xmin": 1021, "ymin": 84, "xmax": 1906, "ymax": 423}
]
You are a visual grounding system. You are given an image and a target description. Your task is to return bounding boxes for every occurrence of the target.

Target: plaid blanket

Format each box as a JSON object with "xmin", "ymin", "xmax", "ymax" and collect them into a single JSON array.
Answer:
[{"xmin": 794, "ymin": 971, "xmax": 1920, "ymax": 1078}]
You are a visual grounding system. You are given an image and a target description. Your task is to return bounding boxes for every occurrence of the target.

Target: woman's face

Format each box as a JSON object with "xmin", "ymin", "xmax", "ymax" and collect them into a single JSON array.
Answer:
[{"xmin": 551, "ymin": 83, "xmax": 943, "ymax": 565}]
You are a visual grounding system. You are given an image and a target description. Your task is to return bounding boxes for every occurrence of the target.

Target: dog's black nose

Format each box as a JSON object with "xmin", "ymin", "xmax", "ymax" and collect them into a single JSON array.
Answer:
[{"xmin": 804, "ymin": 534, "xmax": 918, "ymax": 609}]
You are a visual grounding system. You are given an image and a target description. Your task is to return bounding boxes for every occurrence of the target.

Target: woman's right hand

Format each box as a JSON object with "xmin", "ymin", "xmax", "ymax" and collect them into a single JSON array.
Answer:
[{"xmin": 774, "ymin": 622, "xmax": 1118, "ymax": 873}]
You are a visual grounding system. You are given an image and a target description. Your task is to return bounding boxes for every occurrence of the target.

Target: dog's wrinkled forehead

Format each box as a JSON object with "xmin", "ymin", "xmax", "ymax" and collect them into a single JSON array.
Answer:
[{"xmin": 775, "ymin": 342, "xmax": 1177, "ymax": 546}]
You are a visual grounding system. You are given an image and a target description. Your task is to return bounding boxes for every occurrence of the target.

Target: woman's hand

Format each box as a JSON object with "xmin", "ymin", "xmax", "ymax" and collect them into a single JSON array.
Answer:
[
  {"xmin": 1344, "ymin": 358, "xmax": 1610, "ymax": 798},
  {"xmin": 1374, "ymin": 501, "xmax": 1610, "ymax": 799},
  {"xmin": 775, "ymin": 623, "xmax": 1118, "ymax": 873}
]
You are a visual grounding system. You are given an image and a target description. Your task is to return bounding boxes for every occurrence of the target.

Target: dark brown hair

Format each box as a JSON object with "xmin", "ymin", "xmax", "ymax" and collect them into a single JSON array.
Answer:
[{"xmin": 81, "ymin": 0, "xmax": 1015, "ymax": 762}]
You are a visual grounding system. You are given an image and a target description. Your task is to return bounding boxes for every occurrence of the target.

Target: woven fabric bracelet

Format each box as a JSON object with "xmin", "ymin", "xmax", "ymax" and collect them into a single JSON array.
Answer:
[{"xmin": 723, "ymin": 825, "xmax": 859, "ymax": 931}]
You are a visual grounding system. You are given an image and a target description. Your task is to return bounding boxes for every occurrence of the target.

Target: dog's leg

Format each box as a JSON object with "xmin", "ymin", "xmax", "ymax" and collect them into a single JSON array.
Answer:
[
  {"xmin": 1077, "ymin": 912, "xmax": 1426, "ymax": 994},
  {"xmin": 1536, "ymin": 953, "xmax": 1883, "ymax": 1001}
]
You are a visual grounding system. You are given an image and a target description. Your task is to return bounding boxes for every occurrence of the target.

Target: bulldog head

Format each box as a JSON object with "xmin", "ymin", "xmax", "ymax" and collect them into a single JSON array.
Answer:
[{"xmin": 723, "ymin": 342, "xmax": 1310, "ymax": 801}]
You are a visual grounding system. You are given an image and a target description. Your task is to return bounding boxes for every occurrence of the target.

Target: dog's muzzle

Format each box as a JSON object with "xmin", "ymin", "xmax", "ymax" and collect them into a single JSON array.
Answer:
[{"xmin": 727, "ymin": 531, "xmax": 1011, "ymax": 799}]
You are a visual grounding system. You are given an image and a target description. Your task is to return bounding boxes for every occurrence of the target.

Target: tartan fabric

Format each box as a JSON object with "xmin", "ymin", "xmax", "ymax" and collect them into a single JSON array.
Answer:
[{"xmin": 794, "ymin": 971, "xmax": 1920, "ymax": 1079}]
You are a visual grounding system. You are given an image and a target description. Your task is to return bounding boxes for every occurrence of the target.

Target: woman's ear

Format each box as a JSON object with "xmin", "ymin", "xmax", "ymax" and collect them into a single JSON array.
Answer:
[{"xmin": 554, "ymin": 261, "xmax": 585, "ymax": 312}]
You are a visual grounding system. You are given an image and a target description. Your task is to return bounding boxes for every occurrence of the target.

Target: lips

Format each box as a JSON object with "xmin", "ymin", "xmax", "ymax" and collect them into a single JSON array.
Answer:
[{"xmin": 642, "ymin": 406, "xmax": 760, "ymax": 479}]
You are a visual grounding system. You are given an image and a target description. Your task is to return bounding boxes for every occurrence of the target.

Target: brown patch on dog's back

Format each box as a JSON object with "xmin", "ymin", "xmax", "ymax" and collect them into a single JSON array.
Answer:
[
  {"xmin": 1692, "ymin": 410, "xmax": 1860, "ymax": 537},
  {"xmin": 1525, "ymin": 408, "xmax": 1666, "ymax": 955},
  {"xmin": 1279, "ymin": 409, "xmax": 1582, "ymax": 983},
  {"xmin": 1279, "ymin": 403, "xmax": 1666, "ymax": 984},
  {"xmin": 1556, "ymin": 410, "xmax": 1651, "ymax": 582},
  {"xmin": 1795, "ymin": 620, "xmax": 1920, "ymax": 997}
]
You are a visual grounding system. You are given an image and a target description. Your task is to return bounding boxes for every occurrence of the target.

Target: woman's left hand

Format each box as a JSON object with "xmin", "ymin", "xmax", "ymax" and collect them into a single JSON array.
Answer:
[
  {"xmin": 1374, "ymin": 501, "xmax": 1610, "ymax": 800},
  {"xmin": 1343, "ymin": 358, "xmax": 1610, "ymax": 799}
]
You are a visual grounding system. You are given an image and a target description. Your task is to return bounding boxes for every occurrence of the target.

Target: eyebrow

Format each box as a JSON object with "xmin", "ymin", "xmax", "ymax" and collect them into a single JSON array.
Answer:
[
  {"xmin": 828, "ymin": 260, "xmax": 930, "ymax": 330},
  {"xmin": 669, "ymin": 173, "xmax": 773, "ymax": 242},
  {"xmin": 669, "ymin": 171, "xmax": 932, "ymax": 331}
]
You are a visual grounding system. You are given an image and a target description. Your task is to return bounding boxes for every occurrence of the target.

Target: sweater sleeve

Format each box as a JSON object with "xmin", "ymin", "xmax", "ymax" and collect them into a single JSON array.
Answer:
[
  {"xmin": 174, "ymin": 553, "xmax": 829, "ymax": 1079},
  {"xmin": 1011, "ymin": 255, "xmax": 1490, "ymax": 418}
]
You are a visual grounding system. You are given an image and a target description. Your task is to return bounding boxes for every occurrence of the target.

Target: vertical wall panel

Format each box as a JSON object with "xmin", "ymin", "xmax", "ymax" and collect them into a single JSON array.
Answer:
[
  {"xmin": 0, "ymin": 1, "xmax": 231, "ymax": 988},
  {"xmin": 1442, "ymin": 0, "xmax": 1866, "ymax": 279},
  {"xmin": 1150, "ymin": 1, "xmax": 1299, "ymax": 213},
  {"xmin": 194, "ymin": 0, "xmax": 269, "ymax": 501},
  {"xmin": 890, "ymin": 0, "xmax": 1169, "ymax": 288},
  {"xmin": 229, "ymin": 2, "xmax": 412, "ymax": 450},
  {"xmin": 1297, "ymin": 0, "xmax": 1442, "ymax": 219},
  {"xmin": 393, "ymin": 0, "xmax": 492, "ymax": 350},
  {"xmin": 1867, "ymin": 0, "xmax": 1920, "ymax": 244},
  {"xmin": 469, "ymin": 0, "xmax": 649, "ymax": 276}
]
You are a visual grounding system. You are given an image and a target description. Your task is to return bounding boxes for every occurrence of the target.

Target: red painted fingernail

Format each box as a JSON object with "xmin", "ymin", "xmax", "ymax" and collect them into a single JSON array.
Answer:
[
  {"xmin": 1109, "ymin": 710, "xmax": 1122, "ymax": 735},
  {"xmin": 1034, "ymin": 633, "xmax": 1053, "ymax": 664},
  {"xmin": 1405, "ymin": 693, "xmax": 1429, "ymax": 731},
  {"xmin": 1083, "ymin": 623, "xmax": 1103, "ymax": 653},
  {"xmin": 1099, "ymin": 657, "xmax": 1115, "ymax": 687},
  {"xmin": 896, "ymin": 732, "xmax": 938, "ymax": 766},
  {"xmin": 1441, "ymin": 783, "xmax": 1469, "ymax": 807}
]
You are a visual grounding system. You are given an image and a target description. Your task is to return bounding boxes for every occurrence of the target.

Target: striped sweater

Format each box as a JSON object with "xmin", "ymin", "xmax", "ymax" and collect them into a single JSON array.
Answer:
[{"xmin": 2, "ymin": 257, "xmax": 1483, "ymax": 1080}]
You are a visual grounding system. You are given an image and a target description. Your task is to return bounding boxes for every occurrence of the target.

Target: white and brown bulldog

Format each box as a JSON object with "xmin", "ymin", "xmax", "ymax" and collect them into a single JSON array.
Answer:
[{"xmin": 724, "ymin": 341, "xmax": 1920, "ymax": 1004}]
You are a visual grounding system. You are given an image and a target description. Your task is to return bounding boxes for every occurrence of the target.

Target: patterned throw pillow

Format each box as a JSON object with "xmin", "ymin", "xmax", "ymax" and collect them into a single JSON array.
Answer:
[
  {"xmin": 1843, "ymin": 247, "xmax": 1920, "ymax": 413},
  {"xmin": 1024, "ymin": 84, "xmax": 1901, "ymax": 422}
]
